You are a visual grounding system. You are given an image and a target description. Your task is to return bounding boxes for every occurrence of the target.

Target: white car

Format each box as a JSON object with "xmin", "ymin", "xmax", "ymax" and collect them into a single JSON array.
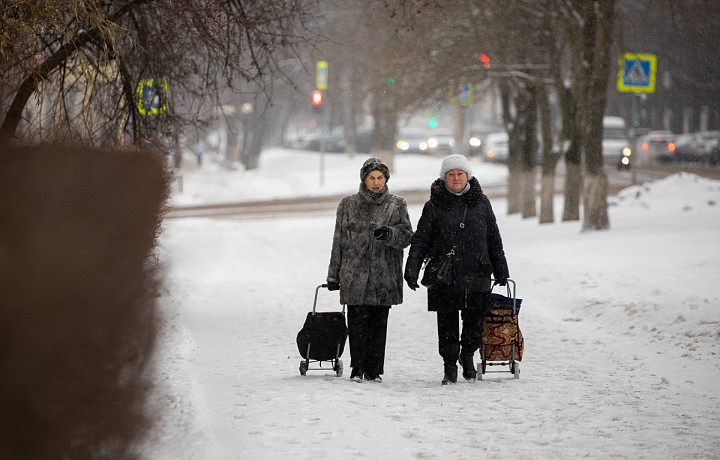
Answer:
[
  {"xmin": 638, "ymin": 131, "xmax": 675, "ymax": 164},
  {"xmin": 395, "ymin": 129, "xmax": 429, "ymax": 154},
  {"xmin": 602, "ymin": 116, "xmax": 633, "ymax": 166},
  {"xmin": 426, "ymin": 129, "xmax": 455, "ymax": 155}
]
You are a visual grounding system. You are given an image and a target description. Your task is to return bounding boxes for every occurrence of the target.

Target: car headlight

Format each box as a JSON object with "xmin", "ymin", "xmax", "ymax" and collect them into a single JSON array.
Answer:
[
  {"xmin": 396, "ymin": 140, "xmax": 409, "ymax": 151},
  {"xmin": 622, "ymin": 147, "xmax": 631, "ymax": 157},
  {"xmin": 469, "ymin": 137, "xmax": 481, "ymax": 147},
  {"xmin": 420, "ymin": 142, "xmax": 428, "ymax": 151},
  {"xmin": 427, "ymin": 138, "xmax": 438, "ymax": 148}
]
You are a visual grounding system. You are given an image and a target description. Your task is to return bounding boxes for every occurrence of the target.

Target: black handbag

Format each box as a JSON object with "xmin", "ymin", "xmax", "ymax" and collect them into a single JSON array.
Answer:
[
  {"xmin": 421, "ymin": 247, "xmax": 455, "ymax": 288},
  {"xmin": 420, "ymin": 205, "xmax": 467, "ymax": 289}
]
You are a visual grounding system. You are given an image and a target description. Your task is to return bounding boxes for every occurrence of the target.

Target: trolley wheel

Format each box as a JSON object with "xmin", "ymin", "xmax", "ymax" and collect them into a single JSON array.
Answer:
[
  {"xmin": 512, "ymin": 361, "xmax": 520, "ymax": 379},
  {"xmin": 299, "ymin": 361, "xmax": 308, "ymax": 376},
  {"xmin": 334, "ymin": 359, "xmax": 344, "ymax": 377}
]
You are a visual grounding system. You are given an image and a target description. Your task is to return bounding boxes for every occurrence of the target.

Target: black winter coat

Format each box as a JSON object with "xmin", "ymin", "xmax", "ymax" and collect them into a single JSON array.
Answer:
[{"xmin": 404, "ymin": 177, "xmax": 509, "ymax": 311}]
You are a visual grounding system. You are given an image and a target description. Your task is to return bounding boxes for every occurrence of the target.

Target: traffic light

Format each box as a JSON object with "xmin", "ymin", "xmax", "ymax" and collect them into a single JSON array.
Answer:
[
  {"xmin": 479, "ymin": 54, "xmax": 490, "ymax": 69},
  {"xmin": 311, "ymin": 90, "xmax": 323, "ymax": 106},
  {"xmin": 428, "ymin": 117, "xmax": 438, "ymax": 129}
]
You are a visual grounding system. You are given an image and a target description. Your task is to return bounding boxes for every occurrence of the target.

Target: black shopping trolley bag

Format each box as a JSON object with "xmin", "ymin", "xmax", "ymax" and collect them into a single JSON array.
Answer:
[{"xmin": 296, "ymin": 310, "xmax": 347, "ymax": 361}]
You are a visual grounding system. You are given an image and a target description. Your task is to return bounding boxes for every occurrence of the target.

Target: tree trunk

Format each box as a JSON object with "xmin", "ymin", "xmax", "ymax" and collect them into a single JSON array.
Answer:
[
  {"xmin": 580, "ymin": 0, "xmax": 615, "ymax": 231},
  {"xmin": 538, "ymin": 84, "xmax": 558, "ymax": 224},
  {"xmin": 242, "ymin": 92, "xmax": 269, "ymax": 170},
  {"xmin": 562, "ymin": 153, "xmax": 583, "ymax": 221},
  {"xmin": 371, "ymin": 93, "xmax": 397, "ymax": 173},
  {"xmin": 521, "ymin": 84, "xmax": 538, "ymax": 219},
  {"xmin": 539, "ymin": 173, "xmax": 557, "ymax": 224},
  {"xmin": 506, "ymin": 137, "xmax": 522, "ymax": 215},
  {"xmin": 503, "ymin": 84, "xmax": 522, "ymax": 215},
  {"xmin": 520, "ymin": 169, "xmax": 537, "ymax": 218},
  {"xmin": 583, "ymin": 172, "xmax": 609, "ymax": 231}
]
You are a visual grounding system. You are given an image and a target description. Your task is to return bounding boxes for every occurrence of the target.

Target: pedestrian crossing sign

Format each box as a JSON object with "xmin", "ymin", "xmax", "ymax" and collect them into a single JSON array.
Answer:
[
  {"xmin": 137, "ymin": 78, "xmax": 168, "ymax": 115},
  {"xmin": 449, "ymin": 82, "xmax": 474, "ymax": 106},
  {"xmin": 617, "ymin": 53, "xmax": 656, "ymax": 93}
]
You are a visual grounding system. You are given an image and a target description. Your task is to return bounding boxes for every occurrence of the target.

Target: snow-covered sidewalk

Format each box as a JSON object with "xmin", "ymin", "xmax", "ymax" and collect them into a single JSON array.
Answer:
[{"xmin": 145, "ymin": 149, "xmax": 720, "ymax": 459}]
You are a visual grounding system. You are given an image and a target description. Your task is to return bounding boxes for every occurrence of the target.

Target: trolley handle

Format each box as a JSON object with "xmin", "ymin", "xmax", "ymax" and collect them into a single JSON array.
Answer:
[
  {"xmin": 491, "ymin": 278, "xmax": 518, "ymax": 314},
  {"xmin": 313, "ymin": 284, "xmax": 346, "ymax": 315}
]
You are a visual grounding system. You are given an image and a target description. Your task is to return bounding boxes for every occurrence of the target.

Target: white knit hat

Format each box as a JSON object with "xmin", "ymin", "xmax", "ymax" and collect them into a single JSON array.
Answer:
[{"xmin": 439, "ymin": 154, "xmax": 473, "ymax": 180}]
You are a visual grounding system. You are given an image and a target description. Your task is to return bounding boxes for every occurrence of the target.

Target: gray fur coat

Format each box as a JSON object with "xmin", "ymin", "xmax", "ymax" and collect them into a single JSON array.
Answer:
[{"xmin": 327, "ymin": 184, "xmax": 413, "ymax": 306}]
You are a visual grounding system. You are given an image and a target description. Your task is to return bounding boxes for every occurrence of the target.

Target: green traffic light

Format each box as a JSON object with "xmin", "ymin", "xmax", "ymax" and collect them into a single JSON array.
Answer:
[
  {"xmin": 428, "ymin": 117, "xmax": 438, "ymax": 129},
  {"xmin": 387, "ymin": 78, "xmax": 395, "ymax": 87}
]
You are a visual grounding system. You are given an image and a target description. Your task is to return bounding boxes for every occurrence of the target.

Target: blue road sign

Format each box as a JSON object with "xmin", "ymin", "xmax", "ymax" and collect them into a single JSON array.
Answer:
[{"xmin": 617, "ymin": 54, "xmax": 656, "ymax": 93}]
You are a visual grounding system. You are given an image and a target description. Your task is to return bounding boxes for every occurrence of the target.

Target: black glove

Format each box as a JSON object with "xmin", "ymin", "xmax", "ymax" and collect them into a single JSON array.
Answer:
[
  {"xmin": 373, "ymin": 226, "xmax": 389, "ymax": 240},
  {"xmin": 326, "ymin": 281, "xmax": 340, "ymax": 291},
  {"xmin": 493, "ymin": 277, "xmax": 507, "ymax": 287},
  {"xmin": 404, "ymin": 271, "xmax": 419, "ymax": 291}
]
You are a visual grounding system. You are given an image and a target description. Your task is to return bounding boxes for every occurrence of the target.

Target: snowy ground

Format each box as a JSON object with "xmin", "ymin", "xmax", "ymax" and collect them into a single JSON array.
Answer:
[{"xmin": 143, "ymin": 148, "xmax": 720, "ymax": 459}]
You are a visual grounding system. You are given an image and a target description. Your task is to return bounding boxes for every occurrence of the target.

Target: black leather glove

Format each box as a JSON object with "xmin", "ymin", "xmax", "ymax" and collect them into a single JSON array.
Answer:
[
  {"xmin": 373, "ymin": 226, "xmax": 389, "ymax": 240},
  {"xmin": 326, "ymin": 281, "xmax": 340, "ymax": 291},
  {"xmin": 404, "ymin": 271, "xmax": 419, "ymax": 291},
  {"xmin": 493, "ymin": 277, "xmax": 507, "ymax": 287}
]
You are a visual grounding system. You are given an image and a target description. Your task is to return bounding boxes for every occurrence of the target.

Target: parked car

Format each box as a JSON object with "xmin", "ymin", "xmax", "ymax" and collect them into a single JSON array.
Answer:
[
  {"xmin": 639, "ymin": 131, "xmax": 675, "ymax": 164},
  {"xmin": 395, "ymin": 129, "xmax": 429, "ymax": 154},
  {"xmin": 305, "ymin": 126, "xmax": 347, "ymax": 153},
  {"xmin": 672, "ymin": 133, "xmax": 698, "ymax": 162},
  {"xmin": 602, "ymin": 116, "xmax": 633, "ymax": 168},
  {"xmin": 481, "ymin": 131, "xmax": 509, "ymax": 163},
  {"xmin": 693, "ymin": 131, "xmax": 720, "ymax": 164},
  {"xmin": 426, "ymin": 129, "xmax": 455, "ymax": 155}
]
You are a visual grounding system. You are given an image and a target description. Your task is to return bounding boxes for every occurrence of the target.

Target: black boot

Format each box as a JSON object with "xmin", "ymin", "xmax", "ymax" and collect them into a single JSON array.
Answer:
[
  {"xmin": 442, "ymin": 363, "xmax": 458, "ymax": 385},
  {"xmin": 350, "ymin": 367, "xmax": 364, "ymax": 381},
  {"xmin": 461, "ymin": 353, "xmax": 477, "ymax": 380}
]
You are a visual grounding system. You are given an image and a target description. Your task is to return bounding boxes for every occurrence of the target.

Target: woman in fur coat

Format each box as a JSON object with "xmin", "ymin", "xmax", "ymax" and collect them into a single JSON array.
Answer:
[
  {"xmin": 327, "ymin": 158, "xmax": 413, "ymax": 382},
  {"xmin": 404, "ymin": 154, "xmax": 510, "ymax": 385}
]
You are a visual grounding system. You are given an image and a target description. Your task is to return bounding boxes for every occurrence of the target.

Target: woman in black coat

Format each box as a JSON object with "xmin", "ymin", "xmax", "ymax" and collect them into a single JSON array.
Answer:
[{"xmin": 404, "ymin": 154, "xmax": 509, "ymax": 385}]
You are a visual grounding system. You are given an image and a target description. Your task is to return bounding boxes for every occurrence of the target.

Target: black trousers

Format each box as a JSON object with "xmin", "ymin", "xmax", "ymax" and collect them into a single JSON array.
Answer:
[
  {"xmin": 435, "ymin": 292, "xmax": 490, "ymax": 364},
  {"xmin": 347, "ymin": 305, "xmax": 390, "ymax": 376}
]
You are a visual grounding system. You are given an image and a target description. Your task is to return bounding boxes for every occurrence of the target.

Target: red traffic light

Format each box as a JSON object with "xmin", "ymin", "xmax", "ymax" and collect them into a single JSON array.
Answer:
[
  {"xmin": 311, "ymin": 90, "xmax": 323, "ymax": 106},
  {"xmin": 479, "ymin": 54, "xmax": 490, "ymax": 69}
]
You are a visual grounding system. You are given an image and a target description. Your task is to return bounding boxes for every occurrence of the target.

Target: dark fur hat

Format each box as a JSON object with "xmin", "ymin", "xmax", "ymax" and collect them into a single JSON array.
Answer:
[{"xmin": 360, "ymin": 157, "xmax": 390, "ymax": 182}]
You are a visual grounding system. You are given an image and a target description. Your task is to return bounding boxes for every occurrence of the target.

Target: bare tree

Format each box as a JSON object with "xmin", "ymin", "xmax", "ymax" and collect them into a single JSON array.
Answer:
[
  {"xmin": 0, "ymin": 0, "xmax": 320, "ymax": 148},
  {"xmin": 536, "ymin": 0, "xmax": 617, "ymax": 229}
]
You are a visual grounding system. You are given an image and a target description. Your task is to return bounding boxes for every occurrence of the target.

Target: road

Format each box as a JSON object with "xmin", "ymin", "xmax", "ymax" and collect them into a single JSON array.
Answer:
[{"xmin": 165, "ymin": 162, "xmax": 720, "ymax": 220}]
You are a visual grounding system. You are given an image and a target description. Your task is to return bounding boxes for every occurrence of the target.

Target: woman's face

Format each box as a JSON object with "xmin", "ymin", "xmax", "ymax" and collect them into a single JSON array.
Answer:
[
  {"xmin": 444, "ymin": 168, "xmax": 468, "ymax": 193},
  {"xmin": 364, "ymin": 170, "xmax": 386, "ymax": 192}
]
